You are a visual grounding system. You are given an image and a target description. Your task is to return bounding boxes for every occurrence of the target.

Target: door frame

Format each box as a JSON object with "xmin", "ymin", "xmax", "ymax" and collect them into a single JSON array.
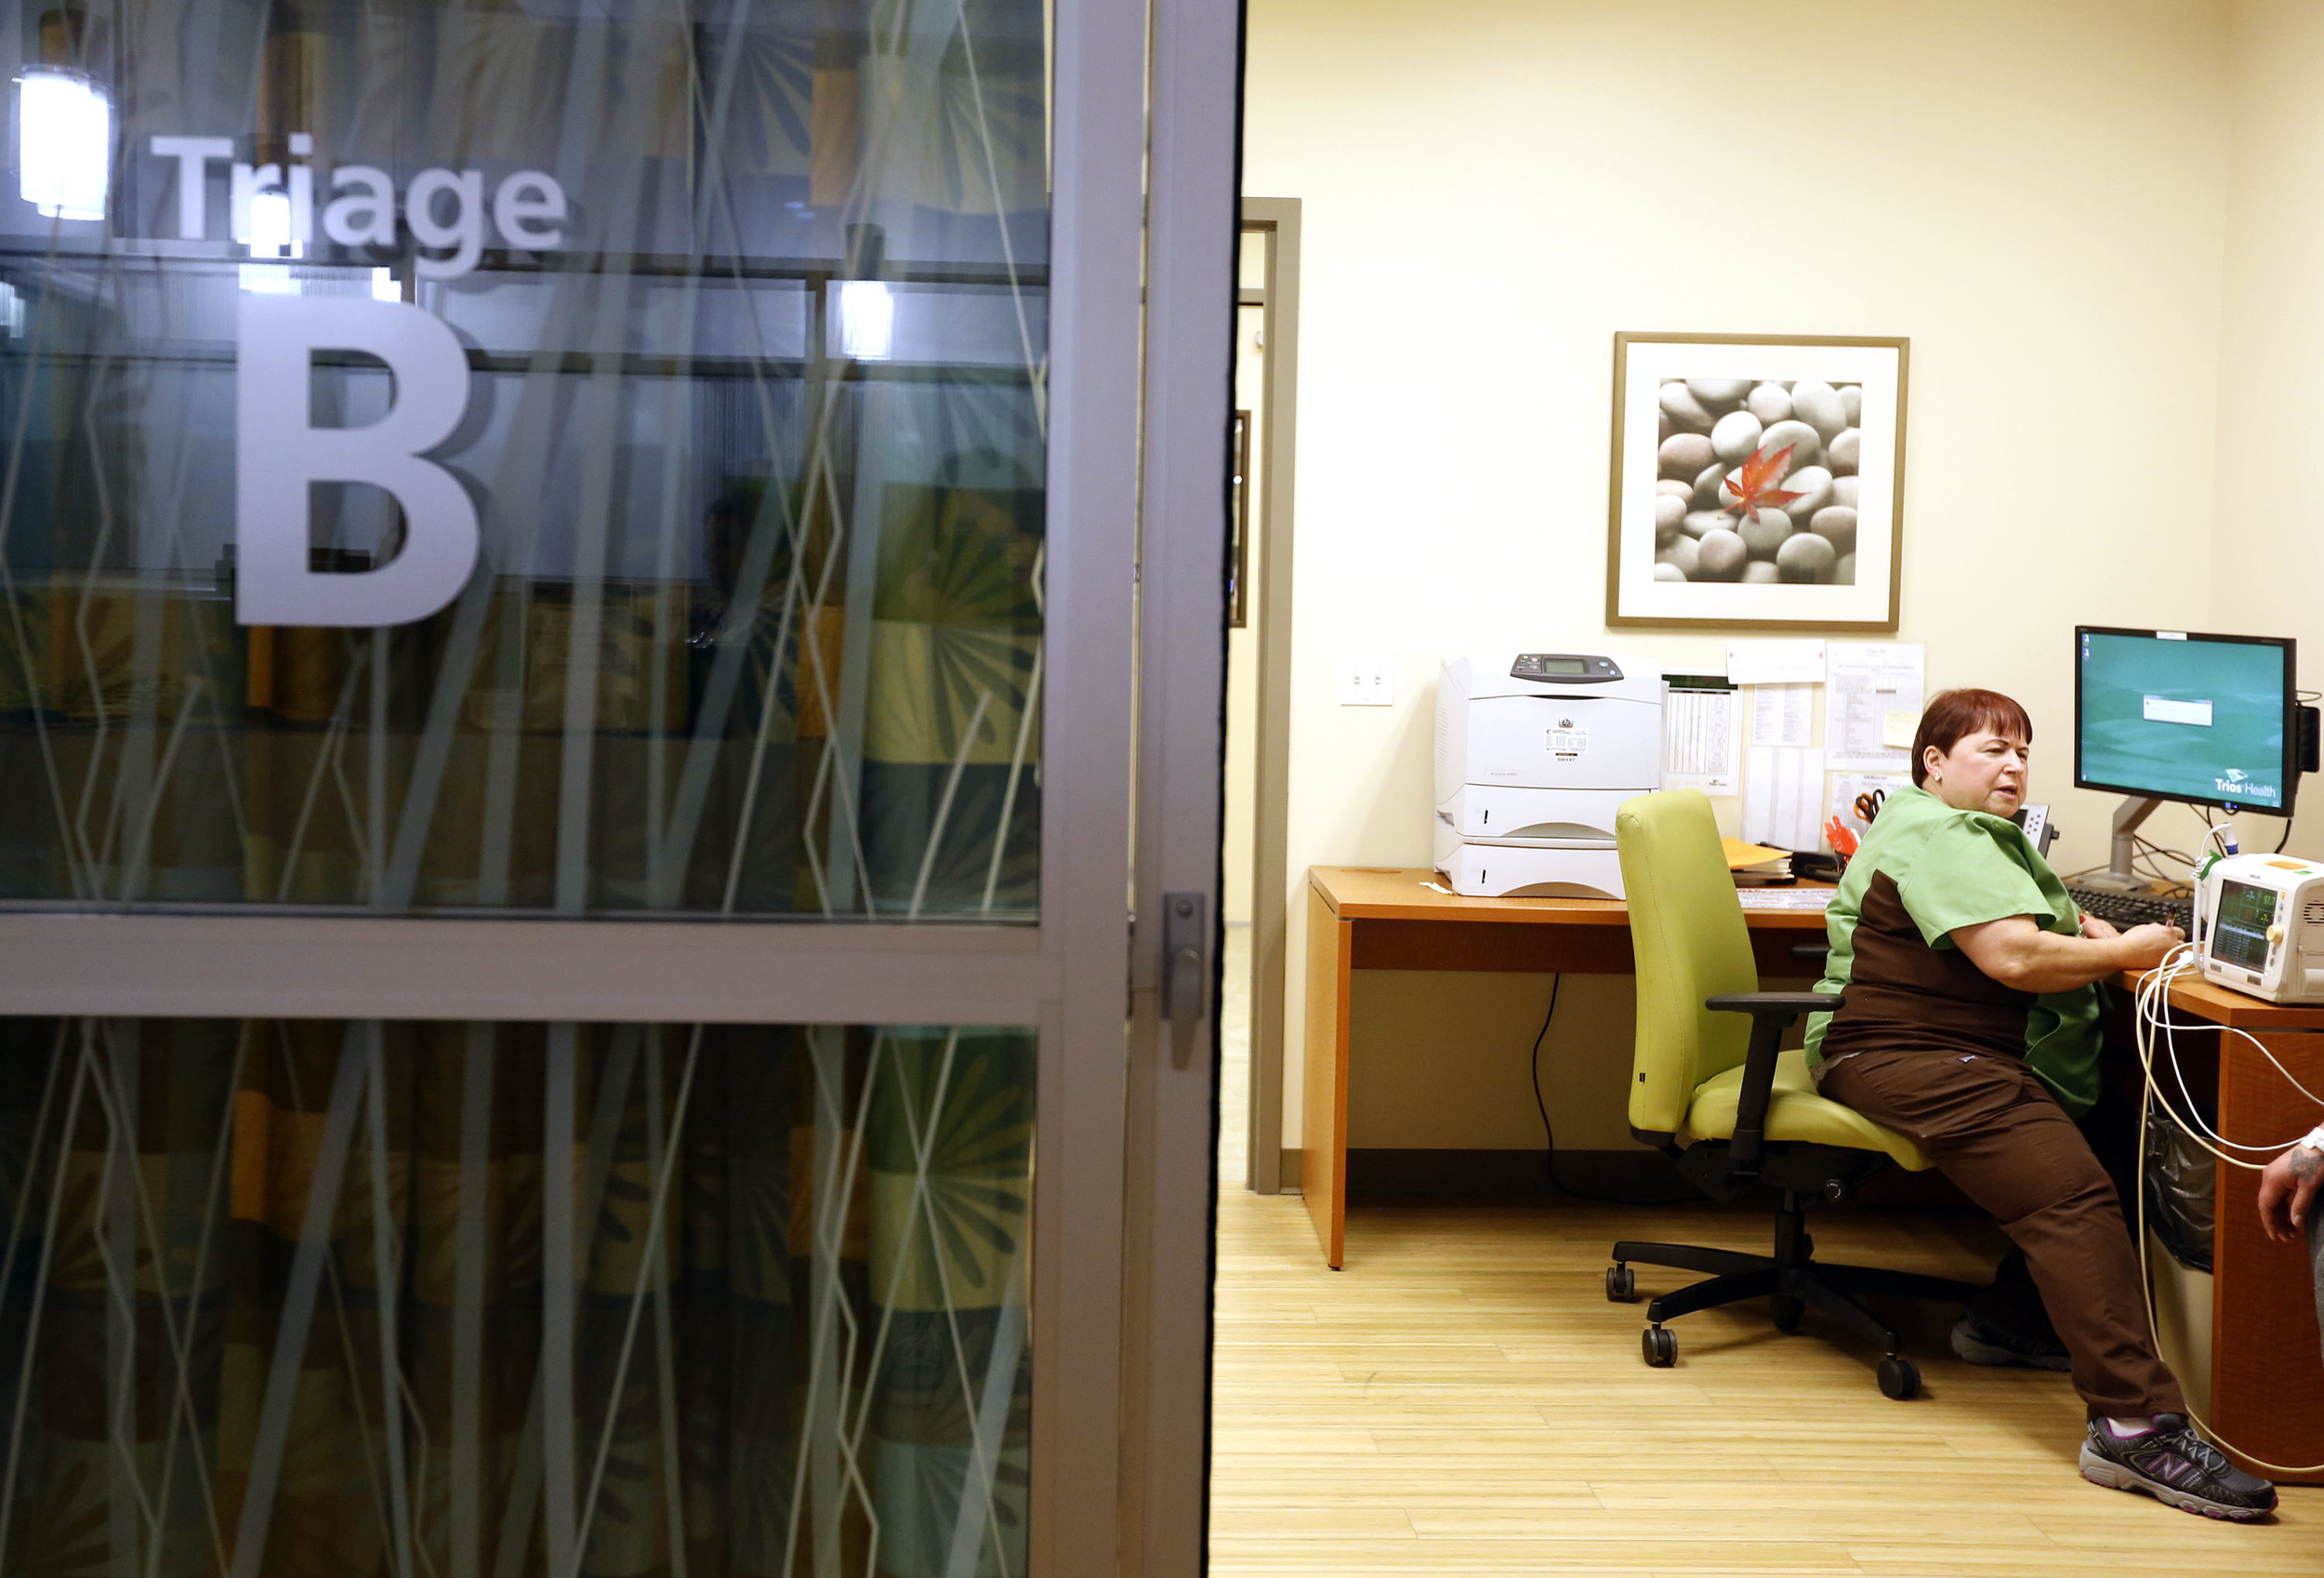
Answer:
[
  {"xmin": 1116, "ymin": 0, "xmax": 1244, "ymax": 1572},
  {"xmin": 1234, "ymin": 197, "xmax": 1301, "ymax": 1196}
]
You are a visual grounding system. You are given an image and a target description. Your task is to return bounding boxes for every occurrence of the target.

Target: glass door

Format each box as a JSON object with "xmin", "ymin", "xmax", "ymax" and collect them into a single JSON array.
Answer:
[{"xmin": 0, "ymin": 0, "xmax": 1208, "ymax": 1569}]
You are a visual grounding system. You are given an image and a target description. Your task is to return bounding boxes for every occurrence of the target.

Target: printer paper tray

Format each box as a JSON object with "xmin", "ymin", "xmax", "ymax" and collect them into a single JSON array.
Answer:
[{"xmin": 1437, "ymin": 784, "xmax": 1638, "ymax": 844}]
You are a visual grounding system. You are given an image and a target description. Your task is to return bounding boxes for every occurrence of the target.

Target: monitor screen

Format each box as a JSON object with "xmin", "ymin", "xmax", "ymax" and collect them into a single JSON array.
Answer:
[{"xmin": 2075, "ymin": 627, "xmax": 2297, "ymax": 812}]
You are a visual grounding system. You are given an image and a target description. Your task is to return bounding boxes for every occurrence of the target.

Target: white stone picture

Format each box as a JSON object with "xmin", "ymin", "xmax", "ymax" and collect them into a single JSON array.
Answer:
[
  {"xmin": 1653, "ymin": 378, "xmax": 1860, "ymax": 586},
  {"xmin": 1606, "ymin": 335, "xmax": 1907, "ymax": 631}
]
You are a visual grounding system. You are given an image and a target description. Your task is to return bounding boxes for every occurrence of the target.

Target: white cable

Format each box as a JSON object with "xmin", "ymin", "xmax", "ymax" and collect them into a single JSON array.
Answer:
[
  {"xmin": 2133, "ymin": 1088, "xmax": 2324, "ymax": 1474},
  {"xmin": 2140, "ymin": 952, "xmax": 2254, "ymax": 1154},
  {"xmin": 2133, "ymin": 950, "xmax": 2297, "ymax": 1161},
  {"xmin": 2135, "ymin": 944, "xmax": 2324, "ymax": 1136},
  {"xmin": 2129, "ymin": 940, "xmax": 2324, "ymax": 1473}
]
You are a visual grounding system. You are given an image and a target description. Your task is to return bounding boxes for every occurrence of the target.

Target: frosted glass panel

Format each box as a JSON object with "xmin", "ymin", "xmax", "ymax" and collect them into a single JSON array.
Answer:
[
  {"xmin": 0, "ymin": 0, "xmax": 1048, "ymax": 921},
  {"xmin": 0, "ymin": 1015, "xmax": 1035, "ymax": 1577}
]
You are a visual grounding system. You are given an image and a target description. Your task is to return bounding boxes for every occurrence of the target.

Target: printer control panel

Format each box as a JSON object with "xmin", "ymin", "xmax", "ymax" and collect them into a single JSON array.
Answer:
[{"xmin": 1511, "ymin": 653, "xmax": 1622, "ymax": 683}]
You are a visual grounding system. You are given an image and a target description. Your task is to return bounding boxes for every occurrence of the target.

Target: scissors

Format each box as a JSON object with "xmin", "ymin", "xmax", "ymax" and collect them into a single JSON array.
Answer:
[{"xmin": 1854, "ymin": 789, "xmax": 1887, "ymax": 825}]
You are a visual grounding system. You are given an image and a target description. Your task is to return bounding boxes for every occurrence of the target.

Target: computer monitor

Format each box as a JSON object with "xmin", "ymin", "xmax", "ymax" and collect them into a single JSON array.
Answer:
[{"xmin": 2074, "ymin": 626, "xmax": 2298, "ymax": 815}]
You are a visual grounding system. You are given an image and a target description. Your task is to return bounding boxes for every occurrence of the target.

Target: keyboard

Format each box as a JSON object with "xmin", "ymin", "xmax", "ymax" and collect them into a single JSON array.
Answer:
[
  {"xmin": 2062, "ymin": 882, "xmax": 2190, "ymax": 934},
  {"xmin": 1736, "ymin": 887, "xmax": 1836, "ymax": 910}
]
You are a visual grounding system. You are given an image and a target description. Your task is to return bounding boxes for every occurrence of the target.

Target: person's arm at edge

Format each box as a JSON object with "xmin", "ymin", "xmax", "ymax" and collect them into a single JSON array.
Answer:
[
  {"xmin": 1949, "ymin": 914, "xmax": 2183, "ymax": 995},
  {"xmin": 2257, "ymin": 1131, "xmax": 2324, "ymax": 1243}
]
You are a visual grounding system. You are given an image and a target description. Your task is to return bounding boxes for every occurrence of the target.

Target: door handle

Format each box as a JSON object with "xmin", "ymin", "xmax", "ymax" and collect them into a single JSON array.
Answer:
[{"xmin": 1160, "ymin": 891, "xmax": 1208, "ymax": 1066}]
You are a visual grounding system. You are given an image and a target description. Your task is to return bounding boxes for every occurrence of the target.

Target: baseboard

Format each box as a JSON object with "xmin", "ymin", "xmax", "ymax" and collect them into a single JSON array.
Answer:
[
  {"xmin": 1278, "ymin": 1146, "xmax": 1976, "ymax": 1210},
  {"xmin": 1344, "ymin": 1147, "xmax": 1695, "ymax": 1200}
]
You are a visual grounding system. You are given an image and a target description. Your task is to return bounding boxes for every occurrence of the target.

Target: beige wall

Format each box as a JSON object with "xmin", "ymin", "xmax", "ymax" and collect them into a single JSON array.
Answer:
[
  {"xmin": 1242, "ymin": 0, "xmax": 2237, "ymax": 1151},
  {"xmin": 2215, "ymin": 0, "xmax": 2324, "ymax": 861}
]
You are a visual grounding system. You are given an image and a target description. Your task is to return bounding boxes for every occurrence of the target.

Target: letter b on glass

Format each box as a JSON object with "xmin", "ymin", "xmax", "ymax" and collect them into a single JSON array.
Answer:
[{"xmin": 236, "ymin": 295, "xmax": 479, "ymax": 627}]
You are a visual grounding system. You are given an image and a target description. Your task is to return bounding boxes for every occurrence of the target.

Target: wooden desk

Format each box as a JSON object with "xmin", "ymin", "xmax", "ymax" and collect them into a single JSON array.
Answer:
[
  {"xmin": 2121, "ymin": 968, "xmax": 2324, "ymax": 1482},
  {"xmin": 1301, "ymin": 866, "xmax": 1829, "ymax": 1269}
]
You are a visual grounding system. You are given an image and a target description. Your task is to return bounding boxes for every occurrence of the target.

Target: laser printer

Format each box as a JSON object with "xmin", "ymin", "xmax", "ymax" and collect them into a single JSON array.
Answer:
[{"xmin": 1434, "ymin": 651, "xmax": 1661, "ymax": 899}]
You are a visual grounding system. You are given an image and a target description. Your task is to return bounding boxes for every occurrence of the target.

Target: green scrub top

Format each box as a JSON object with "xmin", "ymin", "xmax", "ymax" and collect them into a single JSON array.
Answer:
[{"xmin": 1803, "ymin": 783, "xmax": 2104, "ymax": 1116}]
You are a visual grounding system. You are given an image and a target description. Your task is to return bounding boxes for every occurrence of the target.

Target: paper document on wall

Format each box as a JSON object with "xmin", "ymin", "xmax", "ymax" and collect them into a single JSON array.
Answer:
[
  {"xmin": 1830, "ymin": 771, "xmax": 1909, "ymax": 842},
  {"xmin": 1742, "ymin": 745, "xmax": 1825, "ymax": 850},
  {"xmin": 1827, "ymin": 641, "xmax": 1925, "ymax": 769},
  {"xmin": 1750, "ymin": 683, "xmax": 1814, "ymax": 748},
  {"xmin": 1744, "ymin": 746, "xmax": 1776, "ymax": 844},
  {"xmin": 1662, "ymin": 675, "xmax": 1740, "ymax": 794},
  {"xmin": 1727, "ymin": 639, "xmax": 1827, "ymax": 686}
]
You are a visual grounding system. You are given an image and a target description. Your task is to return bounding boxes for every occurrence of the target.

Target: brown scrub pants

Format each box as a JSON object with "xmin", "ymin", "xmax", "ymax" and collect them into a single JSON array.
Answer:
[{"xmin": 1819, "ymin": 1045, "xmax": 2185, "ymax": 1421}]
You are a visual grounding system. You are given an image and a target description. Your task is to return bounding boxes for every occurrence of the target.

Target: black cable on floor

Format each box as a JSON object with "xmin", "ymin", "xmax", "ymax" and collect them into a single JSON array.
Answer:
[{"xmin": 1529, "ymin": 975, "xmax": 1694, "ymax": 1207}]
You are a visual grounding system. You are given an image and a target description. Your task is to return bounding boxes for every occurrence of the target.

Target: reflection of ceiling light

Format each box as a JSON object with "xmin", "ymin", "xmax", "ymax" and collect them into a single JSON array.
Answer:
[
  {"xmin": 17, "ymin": 68, "xmax": 110, "ymax": 222},
  {"xmin": 371, "ymin": 268, "xmax": 400, "ymax": 302},
  {"xmin": 837, "ymin": 279, "xmax": 893, "ymax": 361},
  {"xmin": 0, "ymin": 282, "xmax": 21, "ymax": 338},
  {"xmin": 241, "ymin": 192, "xmax": 310, "ymax": 291},
  {"xmin": 245, "ymin": 189, "xmax": 301, "ymax": 259}
]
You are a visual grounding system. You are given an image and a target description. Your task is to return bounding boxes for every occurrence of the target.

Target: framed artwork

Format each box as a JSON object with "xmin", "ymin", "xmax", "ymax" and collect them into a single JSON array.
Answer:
[{"xmin": 1605, "ymin": 332, "xmax": 1908, "ymax": 630}]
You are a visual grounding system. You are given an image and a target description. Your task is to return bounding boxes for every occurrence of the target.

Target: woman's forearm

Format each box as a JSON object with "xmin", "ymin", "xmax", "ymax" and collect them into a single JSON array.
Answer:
[
  {"xmin": 1951, "ymin": 917, "xmax": 2149, "ymax": 994},
  {"xmin": 1986, "ymin": 930, "xmax": 2135, "ymax": 993}
]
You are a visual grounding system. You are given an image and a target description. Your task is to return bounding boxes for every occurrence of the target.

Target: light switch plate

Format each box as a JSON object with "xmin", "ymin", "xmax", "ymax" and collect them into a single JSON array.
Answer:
[{"xmin": 1340, "ymin": 649, "xmax": 1394, "ymax": 706}]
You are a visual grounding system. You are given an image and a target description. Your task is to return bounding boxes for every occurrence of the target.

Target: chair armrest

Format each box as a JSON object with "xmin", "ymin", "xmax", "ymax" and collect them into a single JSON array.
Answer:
[
  {"xmin": 1703, "ymin": 993, "xmax": 1844, "ymax": 1174},
  {"xmin": 1789, "ymin": 940, "xmax": 1831, "ymax": 962},
  {"xmin": 1706, "ymin": 991, "xmax": 1842, "ymax": 1014}
]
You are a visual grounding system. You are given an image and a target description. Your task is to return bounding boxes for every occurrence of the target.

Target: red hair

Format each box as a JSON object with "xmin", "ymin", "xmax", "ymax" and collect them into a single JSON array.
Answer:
[{"xmin": 1910, "ymin": 688, "xmax": 2033, "ymax": 788}]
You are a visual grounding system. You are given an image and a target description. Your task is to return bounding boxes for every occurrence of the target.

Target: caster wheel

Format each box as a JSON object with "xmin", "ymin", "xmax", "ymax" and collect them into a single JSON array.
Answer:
[
  {"xmin": 1642, "ymin": 1326, "xmax": 1677, "ymax": 1368},
  {"xmin": 1877, "ymin": 1356, "xmax": 1920, "ymax": 1399},
  {"xmin": 1770, "ymin": 1294, "xmax": 1804, "ymax": 1333},
  {"xmin": 1605, "ymin": 1265, "xmax": 1636, "ymax": 1303}
]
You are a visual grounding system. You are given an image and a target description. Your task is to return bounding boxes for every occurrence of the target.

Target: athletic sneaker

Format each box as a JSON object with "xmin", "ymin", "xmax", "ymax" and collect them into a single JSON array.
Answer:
[
  {"xmin": 1948, "ymin": 1311, "xmax": 2072, "ymax": 1372},
  {"xmin": 2079, "ymin": 1414, "xmax": 2278, "ymax": 1521}
]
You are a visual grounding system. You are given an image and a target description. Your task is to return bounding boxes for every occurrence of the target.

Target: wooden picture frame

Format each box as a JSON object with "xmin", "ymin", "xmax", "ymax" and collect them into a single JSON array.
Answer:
[{"xmin": 1605, "ymin": 332, "xmax": 1908, "ymax": 631}]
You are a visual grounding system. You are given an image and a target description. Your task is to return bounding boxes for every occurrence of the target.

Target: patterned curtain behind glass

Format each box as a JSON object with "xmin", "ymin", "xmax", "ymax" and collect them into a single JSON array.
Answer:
[
  {"xmin": 0, "ymin": 0, "xmax": 1047, "ymax": 919},
  {"xmin": 0, "ymin": 1017, "xmax": 1035, "ymax": 1577}
]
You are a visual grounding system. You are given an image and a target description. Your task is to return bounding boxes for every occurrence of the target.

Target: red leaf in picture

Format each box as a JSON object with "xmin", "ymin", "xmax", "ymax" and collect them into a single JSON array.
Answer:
[{"xmin": 1721, "ymin": 442, "xmax": 1806, "ymax": 520}]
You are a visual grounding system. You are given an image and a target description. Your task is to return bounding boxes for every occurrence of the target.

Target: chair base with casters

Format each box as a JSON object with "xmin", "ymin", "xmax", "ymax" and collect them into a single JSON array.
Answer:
[
  {"xmin": 1610, "ymin": 990, "xmax": 1979, "ymax": 1399},
  {"xmin": 1608, "ymin": 1185, "xmax": 1981, "ymax": 1400}
]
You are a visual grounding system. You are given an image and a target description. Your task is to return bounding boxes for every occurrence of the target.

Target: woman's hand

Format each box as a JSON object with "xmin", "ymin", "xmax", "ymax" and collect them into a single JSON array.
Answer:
[
  {"xmin": 2116, "ymin": 922, "xmax": 2185, "ymax": 970},
  {"xmin": 2079, "ymin": 912, "xmax": 2120, "ymax": 940}
]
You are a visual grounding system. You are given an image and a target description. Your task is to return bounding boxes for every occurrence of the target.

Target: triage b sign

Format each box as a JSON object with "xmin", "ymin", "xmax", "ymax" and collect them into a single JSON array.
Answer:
[
  {"xmin": 235, "ymin": 294, "xmax": 479, "ymax": 629},
  {"xmin": 153, "ymin": 136, "xmax": 573, "ymax": 627}
]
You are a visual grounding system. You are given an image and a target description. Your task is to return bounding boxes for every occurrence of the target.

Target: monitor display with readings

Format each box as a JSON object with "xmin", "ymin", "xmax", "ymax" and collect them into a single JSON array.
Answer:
[{"xmin": 2074, "ymin": 627, "xmax": 2296, "ymax": 813}]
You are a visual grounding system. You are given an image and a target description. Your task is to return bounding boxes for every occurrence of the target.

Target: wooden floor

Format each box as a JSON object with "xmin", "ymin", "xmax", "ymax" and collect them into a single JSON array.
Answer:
[{"xmin": 1209, "ymin": 1189, "xmax": 2324, "ymax": 1574}]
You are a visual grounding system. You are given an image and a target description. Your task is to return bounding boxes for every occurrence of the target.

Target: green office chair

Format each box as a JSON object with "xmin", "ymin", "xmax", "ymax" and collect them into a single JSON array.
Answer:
[{"xmin": 1606, "ymin": 789, "xmax": 1977, "ymax": 1399}]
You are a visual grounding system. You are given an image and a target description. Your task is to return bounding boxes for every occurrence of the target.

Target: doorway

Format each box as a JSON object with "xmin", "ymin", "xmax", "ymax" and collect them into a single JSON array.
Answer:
[{"xmin": 1221, "ymin": 198, "xmax": 1301, "ymax": 1196}]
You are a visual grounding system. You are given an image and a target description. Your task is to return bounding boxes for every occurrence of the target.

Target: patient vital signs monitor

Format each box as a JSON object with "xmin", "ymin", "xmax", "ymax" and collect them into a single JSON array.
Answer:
[{"xmin": 2074, "ymin": 627, "xmax": 2298, "ymax": 815}]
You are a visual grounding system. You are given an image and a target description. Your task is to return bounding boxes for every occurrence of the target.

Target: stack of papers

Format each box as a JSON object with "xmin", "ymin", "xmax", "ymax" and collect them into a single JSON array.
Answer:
[{"xmin": 1723, "ymin": 838, "xmax": 1793, "ymax": 885}]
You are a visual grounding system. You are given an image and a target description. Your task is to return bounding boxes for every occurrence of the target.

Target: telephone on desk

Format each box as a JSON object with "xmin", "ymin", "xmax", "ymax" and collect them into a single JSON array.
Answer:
[{"xmin": 2013, "ymin": 802, "xmax": 2054, "ymax": 856}]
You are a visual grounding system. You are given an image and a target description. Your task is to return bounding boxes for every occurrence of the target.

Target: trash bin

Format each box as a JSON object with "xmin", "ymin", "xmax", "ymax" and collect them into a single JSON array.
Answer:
[{"xmin": 2143, "ymin": 1096, "xmax": 2215, "ymax": 1274}]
